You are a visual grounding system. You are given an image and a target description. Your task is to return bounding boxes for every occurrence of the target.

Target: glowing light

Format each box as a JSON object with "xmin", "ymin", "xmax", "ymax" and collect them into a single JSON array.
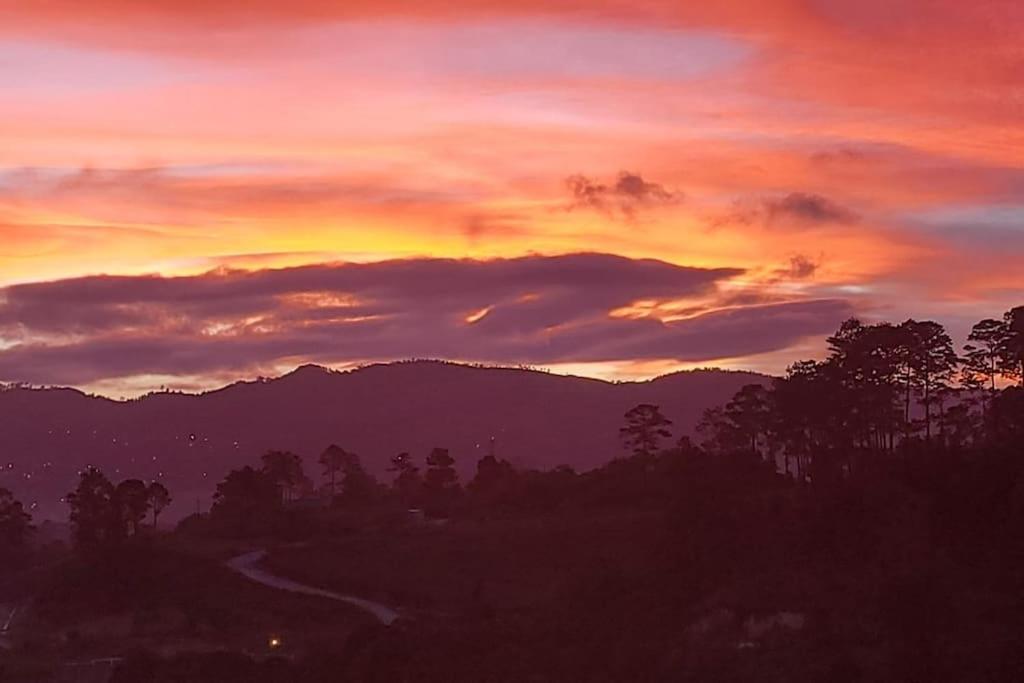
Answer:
[{"xmin": 465, "ymin": 306, "xmax": 493, "ymax": 324}]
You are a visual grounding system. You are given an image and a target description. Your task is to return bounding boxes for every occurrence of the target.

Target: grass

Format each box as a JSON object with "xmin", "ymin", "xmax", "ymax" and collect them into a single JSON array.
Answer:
[
  {"xmin": 0, "ymin": 540, "xmax": 376, "ymax": 682},
  {"xmin": 263, "ymin": 509, "xmax": 666, "ymax": 613}
]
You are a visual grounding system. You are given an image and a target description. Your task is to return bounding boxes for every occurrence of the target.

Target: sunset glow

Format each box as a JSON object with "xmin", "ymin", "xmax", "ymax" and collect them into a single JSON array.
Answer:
[{"xmin": 2, "ymin": 0, "xmax": 1022, "ymax": 394}]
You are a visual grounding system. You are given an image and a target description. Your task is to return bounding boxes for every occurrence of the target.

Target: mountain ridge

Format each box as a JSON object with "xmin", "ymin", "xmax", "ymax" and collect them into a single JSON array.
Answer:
[{"xmin": 0, "ymin": 360, "xmax": 767, "ymax": 520}]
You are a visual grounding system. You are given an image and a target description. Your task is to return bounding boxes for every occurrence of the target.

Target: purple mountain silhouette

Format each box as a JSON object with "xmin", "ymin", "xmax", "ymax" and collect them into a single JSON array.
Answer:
[{"xmin": 0, "ymin": 361, "xmax": 764, "ymax": 521}]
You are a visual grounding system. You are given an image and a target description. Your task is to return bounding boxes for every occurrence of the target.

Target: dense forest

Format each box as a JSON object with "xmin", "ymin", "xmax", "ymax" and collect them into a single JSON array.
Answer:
[{"xmin": 3, "ymin": 306, "xmax": 1024, "ymax": 682}]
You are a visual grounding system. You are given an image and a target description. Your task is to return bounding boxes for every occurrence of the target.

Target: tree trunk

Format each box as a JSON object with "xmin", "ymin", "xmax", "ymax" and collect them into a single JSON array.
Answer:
[
  {"xmin": 924, "ymin": 382, "xmax": 932, "ymax": 444},
  {"xmin": 904, "ymin": 367, "xmax": 912, "ymax": 441}
]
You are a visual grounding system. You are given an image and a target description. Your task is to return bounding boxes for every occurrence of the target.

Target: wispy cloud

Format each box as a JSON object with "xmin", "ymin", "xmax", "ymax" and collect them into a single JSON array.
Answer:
[{"xmin": 565, "ymin": 172, "xmax": 679, "ymax": 219}]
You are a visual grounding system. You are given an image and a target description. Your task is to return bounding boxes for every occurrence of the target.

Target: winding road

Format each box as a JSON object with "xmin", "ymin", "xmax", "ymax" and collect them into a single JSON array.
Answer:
[
  {"xmin": 0, "ymin": 604, "xmax": 19, "ymax": 650},
  {"xmin": 226, "ymin": 550, "xmax": 401, "ymax": 625}
]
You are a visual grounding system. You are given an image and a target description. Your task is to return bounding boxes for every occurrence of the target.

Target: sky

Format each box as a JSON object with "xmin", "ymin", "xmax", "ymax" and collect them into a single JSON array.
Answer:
[{"xmin": 0, "ymin": 0, "xmax": 1022, "ymax": 396}]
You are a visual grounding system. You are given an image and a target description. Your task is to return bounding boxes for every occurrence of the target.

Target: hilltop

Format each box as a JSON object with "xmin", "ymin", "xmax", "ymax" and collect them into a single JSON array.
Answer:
[{"xmin": 0, "ymin": 361, "xmax": 765, "ymax": 520}]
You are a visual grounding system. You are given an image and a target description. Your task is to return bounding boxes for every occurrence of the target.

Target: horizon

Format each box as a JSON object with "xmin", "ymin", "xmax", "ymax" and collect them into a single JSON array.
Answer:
[
  {"xmin": 1, "ymin": 356, "xmax": 767, "ymax": 401},
  {"xmin": 0, "ymin": 304, "xmax": 1014, "ymax": 398}
]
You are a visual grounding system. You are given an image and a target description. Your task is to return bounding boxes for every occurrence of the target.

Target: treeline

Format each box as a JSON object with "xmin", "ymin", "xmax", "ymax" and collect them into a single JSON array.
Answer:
[
  {"xmin": 64, "ymin": 469, "xmax": 172, "ymax": 556},
  {"xmin": 181, "ymin": 443, "xmax": 587, "ymax": 539},
  {"xmin": 177, "ymin": 305, "xmax": 1024, "ymax": 541},
  {"xmin": 151, "ymin": 309, "xmax": 1024, "ymax": 682},
  {"xmin": 0, "ymin": 470, "xmax": 173, "ymax": 581},
  {"xmin": 25, "ymin": 305, "xmax": 1024, "ymax": 682},
  {"xmin": 699, "ymin": 307, "xmax": 1024, "ymax": 480},
  {"xmin": 0, "ymin": 486, "xmax": 32, "ymax": 565},
  {"xmin": 168, "ymin": 399, "xmax": 705, "ymax": 539}
]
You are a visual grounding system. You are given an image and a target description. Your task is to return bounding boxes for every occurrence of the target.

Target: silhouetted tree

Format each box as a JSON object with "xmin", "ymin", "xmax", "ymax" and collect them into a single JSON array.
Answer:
[
  {"xmin": 318, "ymin": 444, "xmax": 349, "ymax": 496},
  {"xmin": 697, "ymin": 405, "xmax": 746, "ymax": 454},
  {"xmin": 620, "ymin": 404, "xmax": 672, "ymax": 458},
  {"xmin": 389, "ymin": 452, "xmax": 422, "ymax": 506},
  {"xmin": 66, "ymin": 468, "xmax": 172, "ymax": 555},
  {"xmin": 212, "ymin": 466, "xmax": 281, "ymax": 535},
  {"xmin": 469, "ymin": 455, "xmax": 518, "ymax": 507},
  {"xmin": 425, "ymin": 448, "xmax": 458, "ymax": 491},
  {"xmin": 338, "ymin": 451, "xmax": 378, "ymax": 505},
  {"xmin": 423, "ymin": 447, "xmax": 459, "ymax": 515},
  {"xmin": 260, "ymin": 450, "xmax": 309, "ymax": 503},
  {"xmin": 705, "ymin": 312, "xmax": 1024, "ymax": 479},
  {"xmin": 826, "ymin": 319, "xmax": 903, "ymax": 453},
  {"xmin": 115, "ymin": 479, "xmax": 151, "ymax": 537},
  {"xmin": 1001, "ymin": 306, "xmax": 1024, "ymax": 385},
  {"xmin": 769, "ymin": 359, "xmax": 835, "ymax": 478},
  {"xmin": 0, "ymin": 487, "xmax": 32, "ymax": 556},
  {"xmin": 723, "ymin": 384, "xmax": 771, "ymax": 459},
  {"xmin": 963, "ymin": 318, "xmax": 1008, "ymax": 393},
  {"xmin": 147, "ymin": 481, "xmax": 172, "ymax": 528},
  {"xmin": 470, "ymin": 455, "xmax": 515, "ymax": 490},
  {"xmin": 902, "ymin": 319, "xmax": 959, "ymax": 442},
  {"xmin": 943, "ymin": 402, "xmax": 976, "ymax": 450},
  {"xmin": 823, "ymin": 318, "xmax": 960, "ymax": 449},
  {"xmin": 67, "ymin": 467, "xmax": 116, "ymax": 552},
  {"xmin": 990, "ymin": 386, "xmax": 1024, "ymax": 444}
]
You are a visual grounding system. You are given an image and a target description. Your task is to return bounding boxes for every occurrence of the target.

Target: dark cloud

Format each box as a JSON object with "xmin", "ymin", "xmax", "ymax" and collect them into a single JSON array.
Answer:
[
  {"xmin": 559, "ymin": 299, "xmax": 853, "ymax": 362},
  {"xmin": 782, "ymin": 254, "xmax": 819, "ymax": 279},
  {"xmin": 715, "ymin": 192, "xmax": 859, "ymax": 229},
  {"xmin": 764, "ymin": 193, "xmax": 858, "ymax": 225},
  {"xmin": 0, "ymin": 253, "xmax": 853, "ymax": 386},
  {"xmin": 809, "ymin": 148, "xmax": 868, "ymax": 165},
  {"xmin": 0, "ymin": 166, "xmax": 485, "ymax": 221},
  {"xmin": 461, "ymin": 211, "xmax": 531, "ymax": 241},
  {"xmin": 566, "ymin": 171, "xmax": 678, "ymax": 218}
]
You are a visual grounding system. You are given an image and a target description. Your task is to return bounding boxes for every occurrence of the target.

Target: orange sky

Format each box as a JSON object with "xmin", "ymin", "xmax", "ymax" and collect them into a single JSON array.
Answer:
[{"xmin": 0, "ymin": 0, "xmax": 1022, "ymax": 395}]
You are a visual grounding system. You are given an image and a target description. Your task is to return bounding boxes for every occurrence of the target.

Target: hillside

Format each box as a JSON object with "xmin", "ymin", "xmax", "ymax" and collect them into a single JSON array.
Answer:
[{"xmin": 0, "ymin": 361, "xmax": 764, "ymax": 521}]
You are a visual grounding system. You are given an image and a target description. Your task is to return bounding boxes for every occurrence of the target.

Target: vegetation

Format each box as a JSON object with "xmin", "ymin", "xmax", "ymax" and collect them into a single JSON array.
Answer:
[
  {"xmin": 6, "ymin": 306, "xmax": 1024, "ymax": 681},
  {"xmin": 259, "ymin": 450, "xmax": 309, "ymax": 504},
  {"xmin": 697, "ymin": 308, "xmax": 1024, "ymax": 477},
  {"xmin": 388, "ymin": 451, "xmax": 422, "ymax": 506},
  {"xmin": 317, "ymin": 444, "xmax": 349, "ymax": 497},
  {"xmin": 0, "ymin": 486, "xmax": 32, "ymax": 564},
  {"xmin": 619, "ymin": 403, "xmax": 673, "ymax": 457},
  {"xmin": 66, "ymin": 468, "xmax": 173, "ymax": 557},
  {"xmin": 207, "ymin": 465, "xmax": 285, "ymax": 537},
  {"xmin": 163, "ymin": 307, "xmax": 1024, "ymax": 682}
]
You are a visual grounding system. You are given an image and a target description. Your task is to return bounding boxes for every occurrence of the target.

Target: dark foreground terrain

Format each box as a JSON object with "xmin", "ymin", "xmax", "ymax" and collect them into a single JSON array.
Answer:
[
  {"xmin": 3, "ymin": 312, "xmax": 1024, "ymax": 681},
  {"xmin": 6, "ymin": 438, "xmax": 1024, "ymax": 682}
]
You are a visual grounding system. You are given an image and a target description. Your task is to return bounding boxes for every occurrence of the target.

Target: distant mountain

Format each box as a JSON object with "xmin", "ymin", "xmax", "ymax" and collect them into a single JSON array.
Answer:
[{"xmin": 0, "ymin": 361, "xmax": 765, "ymax": 521}]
